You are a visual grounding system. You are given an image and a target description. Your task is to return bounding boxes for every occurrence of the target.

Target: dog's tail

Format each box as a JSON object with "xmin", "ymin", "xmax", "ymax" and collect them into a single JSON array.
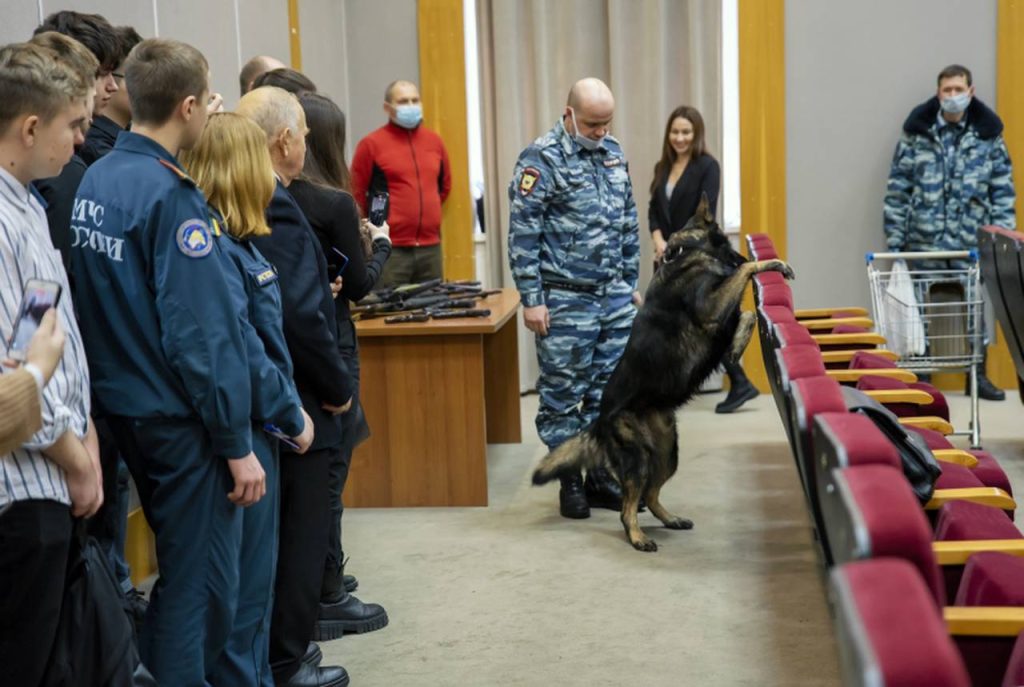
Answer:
[{"xmin": 531, "ymin": 430, "xmax": 607, "ymax": 485}]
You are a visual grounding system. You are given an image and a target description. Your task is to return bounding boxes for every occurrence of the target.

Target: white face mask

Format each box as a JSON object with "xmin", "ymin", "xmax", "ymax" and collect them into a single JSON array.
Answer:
[
  {"xmin": 940, "ymin": 92, "xmax": 971, "ymax": 115},
  {"xmin": 569, "ymin": 107, "xmax": 605, "ymax": 151}
]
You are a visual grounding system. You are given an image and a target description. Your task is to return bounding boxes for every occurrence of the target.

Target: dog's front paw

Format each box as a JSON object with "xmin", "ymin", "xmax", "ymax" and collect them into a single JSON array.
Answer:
[
  {"xmin": 630, "ymin": 536, "xmax": 658, "ymax": 552},
  {"xmin": 776, "ymin": 261, "xmax": 796, "ymax": 280},
  {"xmin": 664, "ymin": 517, "xmax": 694, "ymax": 530}
]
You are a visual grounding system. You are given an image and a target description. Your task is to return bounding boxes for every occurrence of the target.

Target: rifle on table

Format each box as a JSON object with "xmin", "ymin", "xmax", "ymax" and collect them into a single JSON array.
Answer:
[
  {"xmin": 353, "ymin": 282, "xmax": 502, "ymax": 321},
  {"xmin": 384, "ymin": 308, "xmax": 492, "ymax": 324}
]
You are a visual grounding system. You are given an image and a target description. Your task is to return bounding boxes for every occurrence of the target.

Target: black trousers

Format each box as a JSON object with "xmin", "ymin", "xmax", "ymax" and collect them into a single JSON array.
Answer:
[
  {"xmin": 270, "ymin": 446, "xmax": 334, "ymax": 682},
  {"xmin": 0, "ymin": 500, "xmax": 72, "ymax": 687}
]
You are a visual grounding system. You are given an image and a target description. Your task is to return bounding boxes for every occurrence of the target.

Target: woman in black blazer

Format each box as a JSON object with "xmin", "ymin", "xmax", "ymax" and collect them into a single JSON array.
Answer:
[
  {"xmin": 648, "ymin": 105, "xmax": 758, "ymax": 414},
  {"xmin": 288, "ymin": 92, "xmax": 391, "ymax": 636}
]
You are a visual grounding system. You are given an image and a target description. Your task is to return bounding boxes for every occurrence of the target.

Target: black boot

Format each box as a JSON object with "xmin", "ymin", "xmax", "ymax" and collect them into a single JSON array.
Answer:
[
  {"xmin": 967, "ymin": 349, "xmax": 1005, "ymax": 401},
  {"xmin": 322, "ymin": 558, "xmax": 358, "ymax": 601},
  {"xmin": 279, "ymin": 662, "xmax": 349, "ymax": 687},
  {"xmin": 559, "ymin": 472, "xmax": 590, "ymax": 519},
  {"xmin": 584, "ymin": 467, "xmax": 623, "ymax": 511},
  {"xmin": 301, "ymin": 642, "xmax": 323, "ymax": 669},
  {"xmin": 315, "ymin": 591, "xmax": 389, "ymax": 640},
  {"xmin": 716, "ymin": 360, "xmax": 760, "ymax": 414}
]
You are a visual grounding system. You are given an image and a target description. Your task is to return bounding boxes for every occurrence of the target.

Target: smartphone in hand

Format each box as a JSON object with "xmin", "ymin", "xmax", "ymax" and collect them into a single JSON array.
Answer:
[
  {"xmin": 263, "ymin": 423, "xmax": 300, "ymax": 451},
  {"xmin": 7, "ymin": 279, "xmax": 62, "ymax": 362},
  {"xmin": 368, "ymin": 191, "xmax": 389, "ymax": 226}
]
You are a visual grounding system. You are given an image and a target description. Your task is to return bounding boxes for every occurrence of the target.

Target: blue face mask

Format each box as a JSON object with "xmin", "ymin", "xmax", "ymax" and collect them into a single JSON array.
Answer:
[
  {"xmin": 569, "ymin": 107, "xmax": 606, "ymax": 151},
  {"xmin": 940, "ymin": 92, "xmax": 971, "ymax": 114},
  {"xmin": 394, "ymin": 104, "xmax": 423, "ymax": 129}
]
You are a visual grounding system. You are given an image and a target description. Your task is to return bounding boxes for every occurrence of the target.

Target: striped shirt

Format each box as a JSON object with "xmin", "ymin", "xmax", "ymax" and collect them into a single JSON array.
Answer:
[{"xmin": 0, "ymin": 165, "xmax": 90, "ymax": 508}]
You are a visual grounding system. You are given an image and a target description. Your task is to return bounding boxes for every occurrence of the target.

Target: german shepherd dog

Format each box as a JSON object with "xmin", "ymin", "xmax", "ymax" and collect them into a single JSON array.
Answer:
[{"xmin": 532, "ymin": 196, "xmax": 794, "ymax": 551}]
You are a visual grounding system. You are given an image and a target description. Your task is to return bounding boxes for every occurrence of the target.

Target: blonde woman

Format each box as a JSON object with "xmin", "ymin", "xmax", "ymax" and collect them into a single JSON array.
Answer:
[{"xmin": 182, "ymin": 112, "xmax": 313, "ymax": 687}]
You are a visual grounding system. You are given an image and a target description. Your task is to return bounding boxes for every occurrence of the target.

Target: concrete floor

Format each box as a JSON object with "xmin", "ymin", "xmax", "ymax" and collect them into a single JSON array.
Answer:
[{"xmin": 330, "ymin": 389, "xmax": 870, "ymax": 687}]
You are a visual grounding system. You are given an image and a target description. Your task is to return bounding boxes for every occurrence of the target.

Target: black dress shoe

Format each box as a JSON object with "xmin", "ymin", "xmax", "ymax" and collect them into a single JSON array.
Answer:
[
  {"xmin": 969, "ymin": 371, "xmax": 1006, "ymax": 401},
  {"xmin": 343, "ymin": 574, "xmax": 358, "ymax": 593},
  {"xmin": 315, "ymin": 592, "xmax": 389, "ymax": 641},
  {"xmin": 584, "ymin": 467, "xmax": 623, "ymax": 510},
  {"xmin": 715, "ymin": 379, "xmax": 760, "ymax": 413},
  {"xmin": 301, "ymin": 642, "xmax": 322, "ymax": 669},
  {"xmin": 559, "ymin": 473, "xmax": 590, "ymax": 519},
  {"xmin": 279, "ymin": 662, "xmax": 349, "ymax": 687}
]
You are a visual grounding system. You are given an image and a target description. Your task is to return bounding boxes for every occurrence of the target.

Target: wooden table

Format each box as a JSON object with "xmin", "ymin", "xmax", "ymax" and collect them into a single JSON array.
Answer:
[{"xmin": 347, "ymin": 289, "xmax": 522, "ymax": 507}]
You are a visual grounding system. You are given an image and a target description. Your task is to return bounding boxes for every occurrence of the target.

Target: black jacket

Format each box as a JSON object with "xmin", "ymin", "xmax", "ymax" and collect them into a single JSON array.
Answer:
[
  {"xmin": 287, "ymin": 179, "xmax": 392, "ymax": 348},
  {"xmin": 79, "ymin": 116, "xmax": 123, "ymax": 167},
  {"xmin": 252, "ymin": 181, "xmax": 354, "ymax": 451},
  {"xmin": 647, "ymin": 154, "xmax": 721, "ymax": 239},
  {"xmin": 34, "ymin": 154, "xmax": 88, "ymax": 276}
]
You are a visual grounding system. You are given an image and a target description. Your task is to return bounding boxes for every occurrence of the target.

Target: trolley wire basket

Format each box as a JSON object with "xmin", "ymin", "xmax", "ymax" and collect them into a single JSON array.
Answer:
[{"xmin": 866, "ymin": 250, "xmax": 984, "ymax": 446}]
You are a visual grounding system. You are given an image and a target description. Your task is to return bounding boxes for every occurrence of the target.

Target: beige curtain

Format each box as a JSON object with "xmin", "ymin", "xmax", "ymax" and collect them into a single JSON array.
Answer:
[{"xmin": 477, "ymin": 0, "xmax": 722, "ymax": 389}]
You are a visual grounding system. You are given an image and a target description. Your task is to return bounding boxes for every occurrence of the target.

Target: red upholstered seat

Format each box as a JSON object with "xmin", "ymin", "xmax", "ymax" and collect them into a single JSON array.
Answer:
[
  {"xmin": 855, "ymin": 375, "xmax": 950, "ymax": 421},
  {"xmin": 934, "ymin": 500, "xmax": 1021, "ymax": 542},
  {"xmin": 754, "ymin": 270, "xmax": 786, "ymax": 286},
  {"xmin": 760, "ymin": 283, "xmax": 794, "ymax": 310},
  {"xmin": 936, "ymin": 465, "xmax": 987, "ymax": 490},
  {"xmin": 957, "ymin": 552, "xmax": 1024, "ymax": 606},
  {"xmin": 755, "ymin": 245, "xmax": 779, "ymax": 259},
  {"xmin": 1001, "ymin": 632, "xmax": 1024, "ymax": 687},
  {"xmin": 908, "ymin": 425, "xmax": 954, "ymax": 450},
  {"xmin": 832, "ymin": 559, "xmax": 971, "ymax": 687},
  {"xmin": 850, "ymin": 350, "xmax": 899, "ymax": 369},
  {"xmin": 773, "ymin": 322, "xmax": 818, "ymax": 348},
  {"xmin": 906, "ymin": 428, "xmax": 1013, "ymax": 499},
  {"xmin": 761, "ymin": 305, "xmax": 796, "ymax": 324},
  {"xmin": 831, "ymin": 324, "xmax": 871, "ymax": 334},
  {"xmin": 779, "ymin": 346, "xmax": 827, "ymax": 383},
  {"xmin": 815, "ymin": 412, "xmax": 902, "ymax": 469}
]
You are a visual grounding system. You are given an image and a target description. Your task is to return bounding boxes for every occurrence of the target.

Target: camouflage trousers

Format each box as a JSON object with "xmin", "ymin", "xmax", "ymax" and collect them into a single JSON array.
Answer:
[{"xmin": 535, "ymin": 286, "xmax": 637, "ymax": 450}]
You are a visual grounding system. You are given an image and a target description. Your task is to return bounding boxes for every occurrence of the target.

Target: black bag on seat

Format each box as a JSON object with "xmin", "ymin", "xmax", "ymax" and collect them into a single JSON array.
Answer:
[
  {"xmin": 841, "ymin": 387, "xmax": 942, "ymax": 505},
  {"xmin": 41, "ymin": 521, "xmax": 156, "ymax": 687}
]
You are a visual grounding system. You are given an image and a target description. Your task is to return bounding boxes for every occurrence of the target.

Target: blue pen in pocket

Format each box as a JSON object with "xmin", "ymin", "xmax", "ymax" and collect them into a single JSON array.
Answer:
[{"xmin": 263, "ymin": 423, "xmax": 300, "ymax": 450}]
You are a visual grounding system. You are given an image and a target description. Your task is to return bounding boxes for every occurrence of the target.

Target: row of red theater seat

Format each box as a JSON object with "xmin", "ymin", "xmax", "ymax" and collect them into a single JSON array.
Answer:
[{"xmin": 747, "ymin": 233, "xmax": 1024, "ymax": 687}]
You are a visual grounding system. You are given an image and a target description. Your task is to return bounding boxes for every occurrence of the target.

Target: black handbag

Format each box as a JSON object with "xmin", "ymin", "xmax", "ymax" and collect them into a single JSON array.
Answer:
[
  {"xmin": 841, "ymin": 387, "xmax": 943, "ymax": 504},
  {"xmin": 41, "ymin": 521, "xmax": 156, "ymax": 687}
]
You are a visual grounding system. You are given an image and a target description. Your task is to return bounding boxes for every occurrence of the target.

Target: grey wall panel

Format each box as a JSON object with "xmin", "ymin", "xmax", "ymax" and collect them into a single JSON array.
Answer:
[
  {"xmin": 299, "ymin": 0, "xmax": 350, "ymax": 131},
  {"xmin": 785, "ymin": 0, "xmax": 996, "ymax": 309},
  {"xmin": 235, "ymin": 0, "xmax": 290, "ymax": 104},
  {"xmin": 343, "ymin": 0, "xmax": 419, "ymax": 149},
  {"xmin": 155, "ymin": 0, "xmax": 240, "ymax": 103},
  {"xmin": 38, "ymin": 0, "xmax": 158, "ymax": 38},
  {"xmin": 0, "ymin": 1, "xmax": 43, "ymax": 45}
]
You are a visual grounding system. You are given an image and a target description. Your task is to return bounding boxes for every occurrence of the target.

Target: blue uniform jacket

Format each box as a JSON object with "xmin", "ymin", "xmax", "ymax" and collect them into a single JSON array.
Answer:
[
  {"xmin": 251, "ymin": 182, "xmax": 354, "ymax": 451},
  {"xmin": 507, "ymin": 120, "xmax": 640, "ymax": 308},
  {"xmin": 71, "ymin": 132, "xmax": 254, "ymax": 458},
  {"xmin": 214, "ymin": 214, "xmax": 305, "ymax": 438}
]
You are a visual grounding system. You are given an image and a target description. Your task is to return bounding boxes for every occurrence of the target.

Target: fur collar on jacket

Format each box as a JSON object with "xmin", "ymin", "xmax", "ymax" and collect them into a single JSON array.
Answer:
[{"xmin": 902, "ymin": 96, "xmax": 1003, "ymax": 139}]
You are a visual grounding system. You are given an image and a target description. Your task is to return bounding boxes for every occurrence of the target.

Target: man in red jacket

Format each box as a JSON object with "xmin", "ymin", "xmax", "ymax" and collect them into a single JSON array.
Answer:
[{"xmin": 351, "ymin": 80, "xmax": 451, "ymax": 287}]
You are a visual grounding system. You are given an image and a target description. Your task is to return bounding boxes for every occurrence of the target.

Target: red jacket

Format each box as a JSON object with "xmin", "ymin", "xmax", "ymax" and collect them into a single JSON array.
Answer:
[{"xmin": 350, "ymin": 122, "xmax": 452, "ymax": 247}]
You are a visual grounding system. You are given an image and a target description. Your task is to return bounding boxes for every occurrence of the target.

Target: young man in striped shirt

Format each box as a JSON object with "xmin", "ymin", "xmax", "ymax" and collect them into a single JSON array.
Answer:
[{"xmin": 0, "ymin": 41, "xmax": 101, "ymax": 686}]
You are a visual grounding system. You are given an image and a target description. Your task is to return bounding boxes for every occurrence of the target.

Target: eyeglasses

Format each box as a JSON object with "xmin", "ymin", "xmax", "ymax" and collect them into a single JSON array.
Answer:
[{"xmin": 111, "ymin": 72, "xmax": 125, "ymax": 80}]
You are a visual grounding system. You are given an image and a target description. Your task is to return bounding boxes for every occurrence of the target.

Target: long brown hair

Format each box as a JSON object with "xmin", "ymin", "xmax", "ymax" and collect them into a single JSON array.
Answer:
[
  {"xmin": 650, "ymin": 105, "xmax": 708, "ymax": 195},
  {"xmin": 299, "ymin": 92, "xmax": 351, "ymax": 192}
]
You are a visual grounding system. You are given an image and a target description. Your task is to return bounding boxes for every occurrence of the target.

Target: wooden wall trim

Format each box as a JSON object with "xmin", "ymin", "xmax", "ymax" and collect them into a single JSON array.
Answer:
[
  {"xmin": 738, "ymin": 0, "xmax": 786, "ymax": 391},
  {"xmin": 288, "ymin": 0, "xmax": 302, "ymax": 70},
  {"xmin": 417, "ymin": 0, "xmax": 475, "ymax": 280}
]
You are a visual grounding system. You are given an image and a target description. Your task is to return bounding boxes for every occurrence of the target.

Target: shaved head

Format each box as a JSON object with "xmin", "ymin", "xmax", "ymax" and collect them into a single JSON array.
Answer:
[
  {"xmin": 240, "ymin": 54, "xmax": 287, "ymax": 95},
  {"xmin": 385, "ymin": 79, "xmax": 419, "ymax": 103},
  {"xmin": 564, "ymin": 77, "xmax": 615, "ymax": 142}
]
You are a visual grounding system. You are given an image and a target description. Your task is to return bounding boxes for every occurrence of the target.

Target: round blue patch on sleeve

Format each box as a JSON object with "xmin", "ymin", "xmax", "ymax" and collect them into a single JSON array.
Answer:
[{"xmin": 176, "ymin": 219, "xmax": 213, "ymax": 258}]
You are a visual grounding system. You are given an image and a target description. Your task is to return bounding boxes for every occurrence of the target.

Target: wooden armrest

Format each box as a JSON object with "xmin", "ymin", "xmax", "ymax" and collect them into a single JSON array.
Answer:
[
  {"xmin": 826, "ymin": 369, "xmax": 918, "ymax": 383},
  {"xmin": 811, "ymin": 333, "xmax": 887, "ymax": 346},
  {"xmin": 861, "ymin": 389, "xmax": 935, "ymax": 405},
  {"xmin": 800, "ymin": 317, "xmax": 875, "ymax": 331},
  {"xmin": 795, "ymin": 306, "xmax": 869, "ymax": 319},
  {"xmin": 820, "ymin": 349, "xmax": 899, "ymax": 364},
  {"xmin": 899, "ymin": 416, "xmax": 954, "ymax": 434},
  {"xmin": 932, "ymin": 449, "xmax": 979, "ymax": 468},
  {"xmin": 933, "ymin": 539, "xmax": 1024, "ymax": 565},
  {"xmin": 926, "ymin": 487, "xmax": 1016, "ymax": 511},
  {"xmin": 945, "ymin": 607, "xmax": 1024, "ymax": 636}
]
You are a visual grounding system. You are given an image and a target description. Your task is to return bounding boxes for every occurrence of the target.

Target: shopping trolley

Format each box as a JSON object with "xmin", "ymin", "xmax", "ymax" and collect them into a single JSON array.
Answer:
[{"xmin": 866, "ymin": 250, "xmax": 984, "ymax": 447}]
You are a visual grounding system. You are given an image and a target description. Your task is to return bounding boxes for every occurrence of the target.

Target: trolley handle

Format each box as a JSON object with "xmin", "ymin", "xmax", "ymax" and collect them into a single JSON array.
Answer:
[{"xmin": 866, "ymin": 249, "xmax": 978, "ymax": 263}]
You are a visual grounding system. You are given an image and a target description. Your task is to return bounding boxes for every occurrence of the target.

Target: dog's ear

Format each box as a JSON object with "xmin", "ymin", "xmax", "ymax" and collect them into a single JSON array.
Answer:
[{"xmin": 698, "ymin": 192, "xmax": 714, "ymax": 224}]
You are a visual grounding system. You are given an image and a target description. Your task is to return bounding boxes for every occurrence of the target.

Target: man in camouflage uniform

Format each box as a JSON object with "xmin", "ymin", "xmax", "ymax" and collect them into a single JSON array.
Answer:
[
  {"xmin": 884, "ymin": 64, "xmax": 1016, "ymax": 400},
  {"xmin": 508, "ymin": 78, "xmax": 640, "ymax": 519}
]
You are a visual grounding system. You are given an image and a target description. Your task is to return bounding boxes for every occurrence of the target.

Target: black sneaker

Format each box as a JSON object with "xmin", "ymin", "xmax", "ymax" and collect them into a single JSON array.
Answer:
[
  {"xmin": 715, "ymin": 380, "xmax": 760, "ymax": 413},
  {"xmin": 315, "ymin": 593, "xmax": 389, "ymax": 641}
]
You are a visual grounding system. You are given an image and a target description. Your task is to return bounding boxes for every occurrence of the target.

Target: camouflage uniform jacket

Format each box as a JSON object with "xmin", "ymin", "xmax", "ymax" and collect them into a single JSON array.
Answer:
[
  {"xmin": 507, "ymin": 120, "xmax": 640, "ymax": 308},
  {"xmin": 884, "ymin": 96, "xmax": 1016, "ymax": 254}
]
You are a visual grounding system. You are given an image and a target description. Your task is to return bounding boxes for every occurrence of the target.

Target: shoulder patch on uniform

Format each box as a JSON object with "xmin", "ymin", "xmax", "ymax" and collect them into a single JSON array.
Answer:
[
  {"xmin": 176, "ymin": 219, "xmax": 213, "ymax": 258},
  {"xmin": 157, "ymin": 159, "xmax": 196, "ymax": 186},
  {"xmin": 603, "ymin": 157, "xmax": 622, "ymax": 168},
  {"xmin": 519, "ymin": 167, "xmax": 541, "ymax": 196},
  {"xmin": 254, "ymin": 267, "xmax": 278, "ymax": 286}
]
